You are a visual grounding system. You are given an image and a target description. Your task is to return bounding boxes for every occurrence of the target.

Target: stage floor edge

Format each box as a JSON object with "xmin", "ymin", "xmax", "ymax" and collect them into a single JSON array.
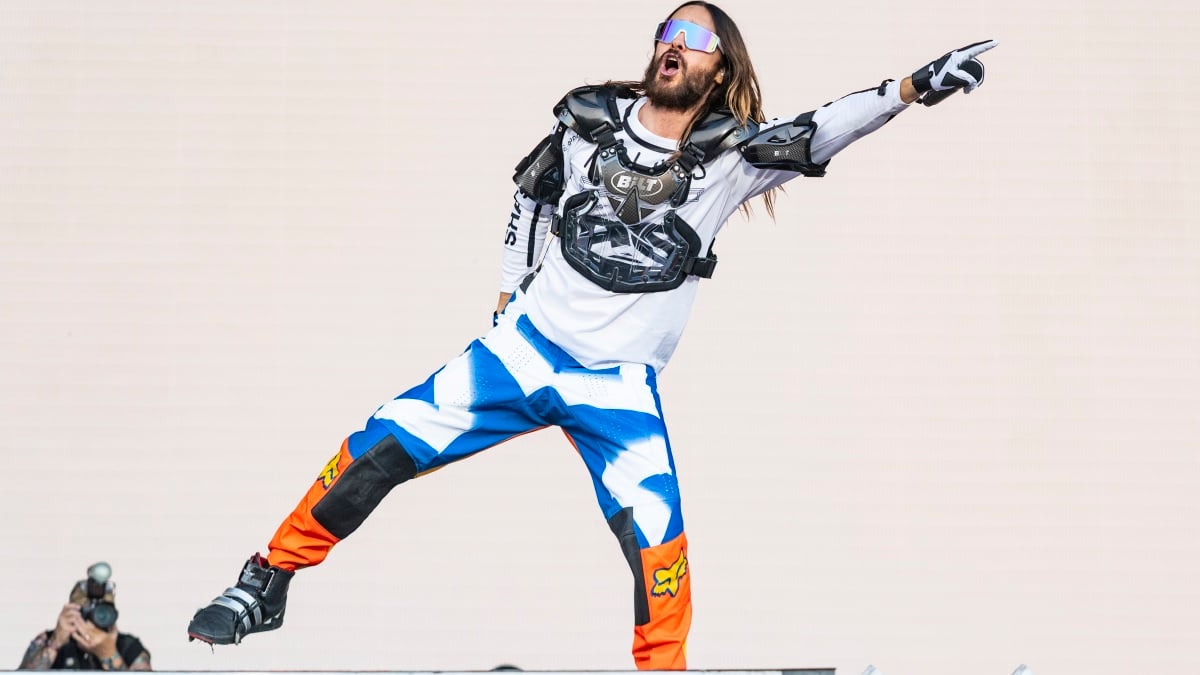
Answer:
[{"xmin": 141, "ymin": 670, "xmax": 836, "ymax": 675}]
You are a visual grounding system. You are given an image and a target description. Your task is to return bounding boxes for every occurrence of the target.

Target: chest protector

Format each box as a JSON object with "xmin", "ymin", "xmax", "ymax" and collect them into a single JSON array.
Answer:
[{"xmin": 551, "ymin": 86, "xmax": 757, "ymax": 293}]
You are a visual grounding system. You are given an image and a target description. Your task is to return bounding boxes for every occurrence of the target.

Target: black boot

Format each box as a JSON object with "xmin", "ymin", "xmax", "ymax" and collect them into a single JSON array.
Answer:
[{"xmin": 187, "ymin": 553, "xmax": 294, "ymax": 645}]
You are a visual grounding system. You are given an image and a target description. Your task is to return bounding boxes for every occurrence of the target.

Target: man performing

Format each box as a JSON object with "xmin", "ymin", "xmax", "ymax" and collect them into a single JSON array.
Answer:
[{"xmin": 187, "ymin": 2, "xmax": 997, "ymax": 669}]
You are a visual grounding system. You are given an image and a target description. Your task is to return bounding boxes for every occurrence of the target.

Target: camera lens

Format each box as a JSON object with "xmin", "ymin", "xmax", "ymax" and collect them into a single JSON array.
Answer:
[{"xmin": 85, "ymin": 602, "xmax": 119, "ymax": 631}]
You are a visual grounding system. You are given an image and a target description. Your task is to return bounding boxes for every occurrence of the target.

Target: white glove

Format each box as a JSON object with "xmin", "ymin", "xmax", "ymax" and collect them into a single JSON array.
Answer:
[{"xmin": 911, "ymin": 39, "xmax": 997, "ymax": 98}]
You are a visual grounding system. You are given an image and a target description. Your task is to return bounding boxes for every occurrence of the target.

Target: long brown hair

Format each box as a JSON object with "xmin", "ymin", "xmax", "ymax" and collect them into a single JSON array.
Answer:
[{"xmin": 609, "ymin": 1, "xmax": 776, "ymax": 218}]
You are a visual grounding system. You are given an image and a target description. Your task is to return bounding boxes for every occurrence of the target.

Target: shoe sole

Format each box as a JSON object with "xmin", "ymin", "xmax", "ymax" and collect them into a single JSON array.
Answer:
[{"xmin": 187, "ymin": 630, "xmax": 234, "ymax": 645}]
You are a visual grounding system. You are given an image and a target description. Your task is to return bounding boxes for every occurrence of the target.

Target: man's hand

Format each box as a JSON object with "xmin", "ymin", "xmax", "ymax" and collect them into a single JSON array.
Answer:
[
  {"xmin": 71, "ymin": 619, "xmax": 119, "ymax": 662},
  {"xmin": 50, "ymin": 604, "xmax": 81, "ymax": 649},
  {"xmin": 495, "ymin": 291, "xmax": 513, "ymax": 326},
  {"xmin": 911, "ymin": 40, "xmax": 997, "ymax": 97}
]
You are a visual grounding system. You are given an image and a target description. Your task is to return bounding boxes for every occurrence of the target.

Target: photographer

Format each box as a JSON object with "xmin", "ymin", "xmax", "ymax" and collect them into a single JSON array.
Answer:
[{"xmin": 18, "ymin": 564, "xmax": 150, "ymax": 671}]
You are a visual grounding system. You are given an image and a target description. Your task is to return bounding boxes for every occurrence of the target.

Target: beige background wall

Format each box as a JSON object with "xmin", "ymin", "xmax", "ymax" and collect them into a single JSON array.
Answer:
[{"xmin": 1, "ymin": 1, "xmax": 1196, "ymax": 674}]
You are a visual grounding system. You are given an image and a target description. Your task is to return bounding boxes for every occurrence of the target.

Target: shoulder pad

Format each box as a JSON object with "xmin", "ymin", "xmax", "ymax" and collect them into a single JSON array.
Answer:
[
  {"xmin": 686, "ymin": 108, "xmax": 759, "ymax": 161},
  {"xmin": 553, "ymin": 85, "xmax": 634, "ymax": 143},
  {"xmin": 737, "ymin": 111, "xmax": 826, "ymax": 176}
]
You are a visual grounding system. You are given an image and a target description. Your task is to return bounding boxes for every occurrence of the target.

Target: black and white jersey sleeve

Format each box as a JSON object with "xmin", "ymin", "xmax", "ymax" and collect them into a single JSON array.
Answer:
[
  {"xmin": 499, "ymin": 125, "xmax": 576, "ymax": 294},
  {"xmin": 809, "ymin": 78, "xmax": 911, "ymax": 164},
  {"xmin": 734, "ymin": 79, "xmax": 911, "ymax": 200}
]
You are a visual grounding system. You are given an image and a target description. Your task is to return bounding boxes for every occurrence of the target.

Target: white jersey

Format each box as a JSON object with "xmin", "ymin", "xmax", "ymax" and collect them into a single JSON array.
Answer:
[{"xmin": 500, "ymin": 80, "xmax": 910, "ymax": 373}]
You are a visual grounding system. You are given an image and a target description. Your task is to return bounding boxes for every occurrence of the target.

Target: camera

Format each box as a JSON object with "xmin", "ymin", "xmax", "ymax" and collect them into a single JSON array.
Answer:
[{"xmin": 79, "ymin": 562, "xmax": 119, "ymax": 631}]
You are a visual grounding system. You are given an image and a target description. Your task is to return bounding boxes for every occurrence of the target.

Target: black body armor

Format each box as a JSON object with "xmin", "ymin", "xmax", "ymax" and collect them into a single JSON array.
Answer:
[{"xmin": 514, "ymin": 86, "xmax": 824, "ymax": 293}]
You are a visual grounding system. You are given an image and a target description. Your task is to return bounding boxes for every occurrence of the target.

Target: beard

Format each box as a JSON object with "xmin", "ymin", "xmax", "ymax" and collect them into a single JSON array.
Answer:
[{"xmin": 641, "ymin": 51, "xmax": 718, "ymax": 111}]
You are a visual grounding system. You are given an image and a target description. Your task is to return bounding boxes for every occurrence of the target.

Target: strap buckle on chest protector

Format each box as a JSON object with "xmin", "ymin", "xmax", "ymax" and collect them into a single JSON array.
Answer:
[
  {"xmin": 674, "ymin": 143, "xmax": 706, "ymax": 175},
  {"xmin": 682, "ymin": 254, "xmax": 717, "ymax": 278}
]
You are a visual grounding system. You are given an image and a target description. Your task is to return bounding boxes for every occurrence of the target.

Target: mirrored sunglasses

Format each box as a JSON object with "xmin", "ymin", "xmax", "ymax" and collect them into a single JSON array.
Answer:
[{"xmin": 654, "ymin": 19, "xmax": 721, "ymax": 54}]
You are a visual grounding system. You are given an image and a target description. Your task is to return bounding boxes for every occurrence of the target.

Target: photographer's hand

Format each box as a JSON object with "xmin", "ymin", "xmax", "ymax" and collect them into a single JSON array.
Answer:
[
  {"xmin": 71, "ymin": 620, "xmax": 120, "ymax": 666},
  {"xmin": 51, "ymin": 604, "xmax": 81, "ymax": 649}
]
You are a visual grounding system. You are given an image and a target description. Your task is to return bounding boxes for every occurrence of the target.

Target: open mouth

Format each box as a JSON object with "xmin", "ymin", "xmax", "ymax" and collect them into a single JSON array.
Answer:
[{"xmin": 659, "ymin": 51, "xmax": 682, "ymax": 78}]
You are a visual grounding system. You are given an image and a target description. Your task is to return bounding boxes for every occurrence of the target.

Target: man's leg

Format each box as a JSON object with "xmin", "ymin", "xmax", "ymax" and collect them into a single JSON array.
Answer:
[
  {"xmin": 559, "ymin": 363, "xmax": 691, "ymax": 670},
  {"xmin": 267, "ymin": 422, "xmax": 416, "ymax": 571},
  {"xmin": 188, "ymin": 321, "xmax": 547, "ymax": 644}
]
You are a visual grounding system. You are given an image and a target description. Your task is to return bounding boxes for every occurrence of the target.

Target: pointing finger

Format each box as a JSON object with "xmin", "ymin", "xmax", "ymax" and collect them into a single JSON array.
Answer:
[{"xmin": 963, "ymin": 39, "xmax": 998, "ymax": 59}]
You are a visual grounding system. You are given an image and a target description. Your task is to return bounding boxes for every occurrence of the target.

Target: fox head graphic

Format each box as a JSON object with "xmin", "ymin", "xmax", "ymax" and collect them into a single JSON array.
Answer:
[
  {"xmin": 651, "ymin": 549, "xmax": 688, "ymax": 597},
  {"xmin": 319, "ymin": 451, "xmax": 341, "ymax": 489}
]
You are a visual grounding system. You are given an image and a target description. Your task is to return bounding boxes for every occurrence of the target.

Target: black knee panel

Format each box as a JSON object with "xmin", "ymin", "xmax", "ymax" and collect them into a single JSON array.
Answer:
[
  {"xmin": 608, "ymin": 507, "xmax": 650, "ymax": 625},
  {"xmin": 312, "ymin": 436, "xmax": 417, "ymax": 540}
]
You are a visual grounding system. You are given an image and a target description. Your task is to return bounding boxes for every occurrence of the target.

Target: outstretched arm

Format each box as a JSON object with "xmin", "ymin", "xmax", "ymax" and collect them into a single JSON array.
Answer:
[
  {"xmin": 809, "ymin": 79, "xmax": 912, "ymax": 165},
  {"xmin": 810, "ymin": 39, "xmax": 997, "ymax": 164}
]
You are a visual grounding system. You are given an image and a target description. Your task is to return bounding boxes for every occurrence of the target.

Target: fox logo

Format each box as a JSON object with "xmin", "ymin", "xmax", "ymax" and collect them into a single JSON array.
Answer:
[
  {"xmin": 651, "ymin": 550, "xmax": 688, "ymax": 597},
  {"xmin": 318, "ymin": 451, "xmax": 341, "ymax": 489}
]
